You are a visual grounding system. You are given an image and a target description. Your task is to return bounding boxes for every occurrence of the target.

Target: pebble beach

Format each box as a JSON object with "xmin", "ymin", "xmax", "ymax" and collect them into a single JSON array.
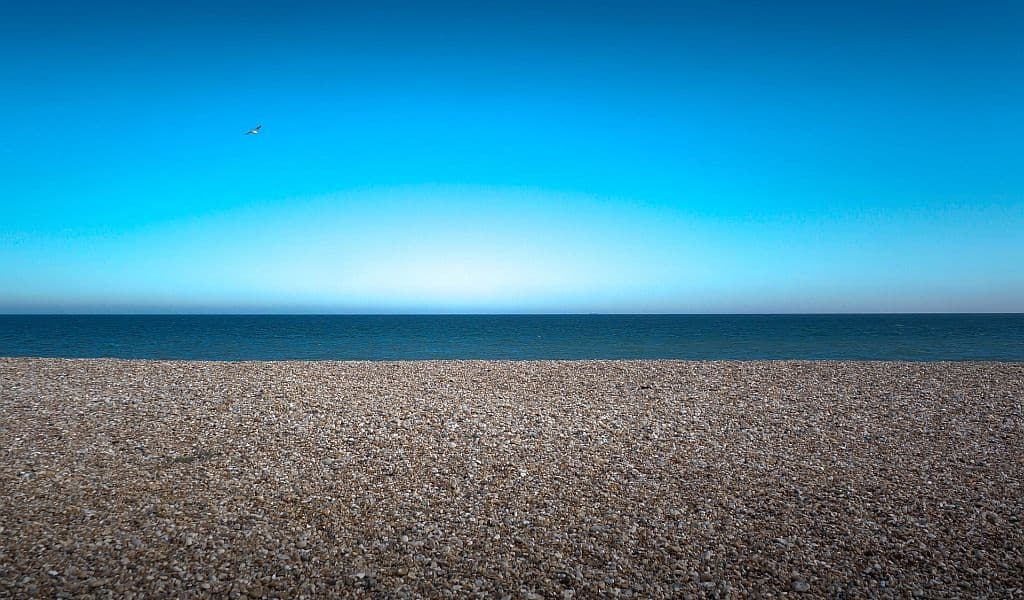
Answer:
[{"xmin": 1, "ymin": 358, "xmax": 1022, "ymax": 598}]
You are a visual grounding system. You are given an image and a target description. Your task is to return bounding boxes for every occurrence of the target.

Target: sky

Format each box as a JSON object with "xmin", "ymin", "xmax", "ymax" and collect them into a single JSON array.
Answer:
[{"xmin": 1, "ymin": 0, "xmax": 1021, "ymax": 313}]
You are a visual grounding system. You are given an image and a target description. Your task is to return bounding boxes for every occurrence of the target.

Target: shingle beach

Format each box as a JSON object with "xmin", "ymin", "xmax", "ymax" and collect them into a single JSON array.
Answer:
[{"xmin": 1, "ymin": 358, "xmax": 1022, "ymax": 598}]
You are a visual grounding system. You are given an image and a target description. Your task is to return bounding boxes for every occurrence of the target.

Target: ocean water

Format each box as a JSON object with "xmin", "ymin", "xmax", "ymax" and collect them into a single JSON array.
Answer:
[{"xmin": 0, "ymin": 314, "xmax": 1021, "ymax": 361}]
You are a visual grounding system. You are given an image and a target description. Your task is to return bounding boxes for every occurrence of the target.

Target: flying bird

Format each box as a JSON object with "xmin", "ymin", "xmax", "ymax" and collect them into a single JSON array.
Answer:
[{"xmin": 245, "ymin": 124, "xmax": 262, "ymax": 135}]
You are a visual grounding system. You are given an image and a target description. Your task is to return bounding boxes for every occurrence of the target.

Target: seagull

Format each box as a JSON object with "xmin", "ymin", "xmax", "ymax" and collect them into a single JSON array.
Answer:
[{"xmin": 245, "ymin": 124, "xmax": 262, "ymax": 135}]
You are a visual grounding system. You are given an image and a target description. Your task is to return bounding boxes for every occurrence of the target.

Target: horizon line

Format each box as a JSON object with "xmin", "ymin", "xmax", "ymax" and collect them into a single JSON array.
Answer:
[{"xmin": 2, "ymin": 312, "xmax": 1022, "ymax": 317}]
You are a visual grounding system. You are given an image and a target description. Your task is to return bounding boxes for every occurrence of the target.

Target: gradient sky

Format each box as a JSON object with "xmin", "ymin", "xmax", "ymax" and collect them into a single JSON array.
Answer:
[{"xmin": 1, "ymin": 0, "xmax": 1021, "ymax": 313}]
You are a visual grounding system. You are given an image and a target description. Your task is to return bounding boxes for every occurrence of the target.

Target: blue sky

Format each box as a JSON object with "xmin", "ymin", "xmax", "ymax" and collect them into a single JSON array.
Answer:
[{"xmin": 1, "ymin": 0, "xmax": 1021, "ymax": 313}]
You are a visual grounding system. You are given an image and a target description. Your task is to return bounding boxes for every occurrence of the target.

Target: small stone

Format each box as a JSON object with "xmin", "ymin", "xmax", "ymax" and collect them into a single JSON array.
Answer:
[{"xmin": 0, "ymin": 359, "xmax": 1019, "ymax": 599}]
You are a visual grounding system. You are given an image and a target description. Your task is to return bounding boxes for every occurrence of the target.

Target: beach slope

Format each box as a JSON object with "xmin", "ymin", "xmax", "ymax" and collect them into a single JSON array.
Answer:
[{"xmin": 1, "ymin": 359, "xmax": 1021, "ymax": 597}]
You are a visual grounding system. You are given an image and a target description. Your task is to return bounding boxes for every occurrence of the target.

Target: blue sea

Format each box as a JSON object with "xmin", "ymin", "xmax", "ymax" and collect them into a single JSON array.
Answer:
[{"xmin": 0, "ymin": 314, "xmax": 1021, "ymax": 361}]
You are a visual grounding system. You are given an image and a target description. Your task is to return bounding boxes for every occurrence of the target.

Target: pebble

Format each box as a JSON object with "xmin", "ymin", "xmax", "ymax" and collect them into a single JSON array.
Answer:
[{"xmin": 0, "ymin": 358, "xmax": 1021, "ymax": 598}]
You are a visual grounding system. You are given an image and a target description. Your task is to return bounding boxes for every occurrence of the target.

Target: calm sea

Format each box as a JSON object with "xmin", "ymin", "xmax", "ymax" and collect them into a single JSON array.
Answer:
[{"xmin": 0, "ymin": 314, "xmax": 1021, "ymax": 361}]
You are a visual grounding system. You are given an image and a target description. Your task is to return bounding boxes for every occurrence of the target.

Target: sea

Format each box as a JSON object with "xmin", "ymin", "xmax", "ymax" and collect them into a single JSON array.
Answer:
[{"xmin": 0, "ymin": 314, "xmax": 1021, "ymax": 361}]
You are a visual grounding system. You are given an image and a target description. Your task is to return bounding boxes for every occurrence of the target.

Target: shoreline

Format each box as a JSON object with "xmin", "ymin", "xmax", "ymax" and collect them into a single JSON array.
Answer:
[
  {"xmin": 3, "ymin": 356, "xmax": 1023, "ymax": 363},
  {"xmin": 2, "ymin": 358, "xmax": 1022, "ymax": 597}
]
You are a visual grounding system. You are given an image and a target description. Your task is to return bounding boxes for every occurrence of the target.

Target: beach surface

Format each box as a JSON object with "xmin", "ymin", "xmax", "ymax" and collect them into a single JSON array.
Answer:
[{"xmin": 1, "ymin": 358, "xmax": 1021, "ymax": 598}]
